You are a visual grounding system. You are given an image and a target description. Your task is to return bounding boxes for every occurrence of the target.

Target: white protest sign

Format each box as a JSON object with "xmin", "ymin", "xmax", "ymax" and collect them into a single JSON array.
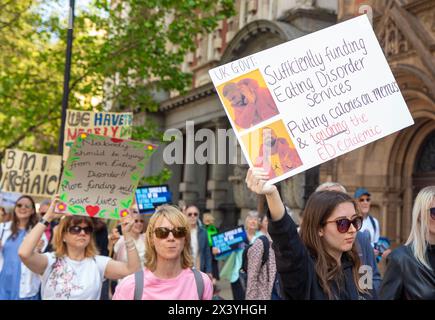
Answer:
[
  {"xmin": 57, "ymin": 133, "xmax": 156, "ymax": 220},
  {"xmin": 0, "ymin": 149, "xmax": 61, "ymax": 197},
  {"xmin": 64, "ymin": 110, "xmax": 133, "ymax": 160},
  {"xmin": 209, "ymin": 15, "xmax": 414, "ymax": 184}
]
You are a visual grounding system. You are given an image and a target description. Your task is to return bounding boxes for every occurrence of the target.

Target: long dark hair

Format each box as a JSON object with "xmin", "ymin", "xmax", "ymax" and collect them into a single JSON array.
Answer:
[
  {"xmin": 299, "ymin": 191, "xmax": 362, "ymax": 299},
  {"xmin": 11, "ymin": 195, "xmax": 38, "ymax": 238}
]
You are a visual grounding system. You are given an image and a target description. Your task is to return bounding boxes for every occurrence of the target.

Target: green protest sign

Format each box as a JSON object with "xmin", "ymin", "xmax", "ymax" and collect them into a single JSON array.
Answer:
[{"xmin": 57, "ymin": 133, "xmax": 156, "ymax": 219}]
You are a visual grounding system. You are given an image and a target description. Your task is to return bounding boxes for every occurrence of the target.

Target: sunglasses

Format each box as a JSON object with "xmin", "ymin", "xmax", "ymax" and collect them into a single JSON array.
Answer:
[
  {"xmin": 359, "ymin": 198, "xmax": 371, "ymax": 203},
  {"xmin": 187, "ymin": 212, "xmax": 199, "ymax": 217},
  {"xmin": 325, "ymin": 216, "xmax": 363, "ymax": 233},
  {"xmin": 134, "ymin": 219, "xmax": 144, "ymax": 224},
  {"xmin": 430, "ymin": 207, "xmax": 435, "ymax": 220},
  {"xmin": 16, "ymin": 203, "xmax": 33, "ymax": 209},
  {"xmin": 154, "ymin": 227, "xmax": 187, "ymax": 239},
  {"xmin": 68, "ymin": 226, "xmax": 93, "ymax": 235}
]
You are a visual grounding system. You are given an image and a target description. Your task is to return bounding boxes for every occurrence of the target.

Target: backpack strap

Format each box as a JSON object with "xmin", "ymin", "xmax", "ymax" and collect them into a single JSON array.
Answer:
[
  {"xmin": 134, "ymin": 269, "xmax": 144, "ymax": 300},
  {"xmin": 192, "ymin": 268, "xmax": 204, "ymax": 300},
  {"xmin": 369, "ymin": 215, "xmax": 377, "ymax": 233}
]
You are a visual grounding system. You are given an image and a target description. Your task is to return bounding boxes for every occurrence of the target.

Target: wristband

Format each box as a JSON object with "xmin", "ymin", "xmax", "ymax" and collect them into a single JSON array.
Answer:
[{"xmin": 39, "ymin": 218, "xmax": 50, "ymax": 227}]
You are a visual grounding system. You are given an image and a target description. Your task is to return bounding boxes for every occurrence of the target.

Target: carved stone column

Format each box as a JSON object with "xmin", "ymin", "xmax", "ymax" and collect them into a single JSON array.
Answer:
[
  {"xmin": 229, "ymin": 140, "xmax": 258, "ymax": 224},
  {"xmin": 179, "ymin": 129, "xmax": 198, "ymax": 205},
  {"xmin": 206, "ymin": 119, "xmax": 230, "ymax": 226}
]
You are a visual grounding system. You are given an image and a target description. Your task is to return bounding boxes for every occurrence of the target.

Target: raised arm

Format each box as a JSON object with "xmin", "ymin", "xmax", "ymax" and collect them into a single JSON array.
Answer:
[
  {"xmin": 18, "ymin": 198, "xmax": 60, "ymax": 275},
  {"xmin": 104, "ymin": 214, "xmax": 141, "ymax": 280},
  {"xmin": 245, "ymin": 168, "xmax": 284, "ymax": 221},
  {"xmin": 245, "ymin": 168, "xmax": 313, "ymax": 299}
]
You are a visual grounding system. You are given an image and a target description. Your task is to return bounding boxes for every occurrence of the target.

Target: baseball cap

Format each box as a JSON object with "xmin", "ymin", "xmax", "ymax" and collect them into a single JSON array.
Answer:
[{"xmin": 354, "ymin": 187, "xmax": 371, "ymax": 199}]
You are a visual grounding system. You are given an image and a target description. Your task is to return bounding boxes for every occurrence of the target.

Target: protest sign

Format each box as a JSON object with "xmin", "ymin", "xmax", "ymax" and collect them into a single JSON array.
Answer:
[
  {"xmin": 135, "ymin": 185, "xmax": 172, "ymax": 214},
  {"xmin": 212, "ymin": 226, "xmax": 247, "ymax": 257},
  {"xmin": 209, "ymin": 15, "xmax": 414, "ymax": 184},
  {"xmin": 0, "ymin": 149, "xmax": 61, "ymax": 197},
  {"xmin": 63, "ymin": 110, "xmax": 133, "ymax": 160},
  {"xmin": 57, "ymin": 133, "xmax": 156, "ymax": 220},
  {"xmin": 0, "ymin": 192, "xmax": 21, "ymax": 209}
]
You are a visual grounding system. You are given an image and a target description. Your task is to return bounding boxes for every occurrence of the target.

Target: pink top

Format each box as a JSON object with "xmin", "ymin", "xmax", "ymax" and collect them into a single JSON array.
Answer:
[{"xmin": 112, "ymin": 268, "xmax": 213, "ymax": 300}]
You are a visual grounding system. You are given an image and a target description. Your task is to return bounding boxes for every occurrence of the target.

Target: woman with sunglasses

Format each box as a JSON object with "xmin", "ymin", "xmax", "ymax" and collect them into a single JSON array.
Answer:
[
  {"xmin": 380, "ymin": 186, "xmax": 435, "ymax": 299},
  {"xmin": 0, "ymin": 196, "xmax": 48, "ymax": 300},
  {"xmin": 113, "ymin": 205, "xmax": 213, "ymax": 300},
  {"xmin": 246, "ymin": 168, "xmax": 375, "ymax": 299},
  {"xmin": 18, "ymin": 199, "xmax": 141, "ymax": 300}
]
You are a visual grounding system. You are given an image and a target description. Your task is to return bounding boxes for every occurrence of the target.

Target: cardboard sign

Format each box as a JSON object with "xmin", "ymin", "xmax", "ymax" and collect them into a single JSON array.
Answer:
[
  {"xmin": 135, "ymin": 185, "xmax": 172, "ymax": 214},
  {"xmin": 209, "ymin": 15, "xmax": 414, "ymax": 184},
  {"xmin": 212, "ymin": 226, "xmax": 247, "ymax": 257},
  {"xmin": 57, "ymin": 133, "xmax": 156, "ymax": 220},
  {"xmin": 0, "ymin": 149, "xmax": 61, "ymax": 197},
  {"xmin": 63, "ymin": 110, "xmax": 133, "ymax": 160}
]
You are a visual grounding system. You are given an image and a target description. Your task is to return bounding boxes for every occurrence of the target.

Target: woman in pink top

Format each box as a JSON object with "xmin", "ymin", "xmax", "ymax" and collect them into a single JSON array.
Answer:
[{"xmin": 113, "ymin": 205, "xmax": 212, "ymax": 300}]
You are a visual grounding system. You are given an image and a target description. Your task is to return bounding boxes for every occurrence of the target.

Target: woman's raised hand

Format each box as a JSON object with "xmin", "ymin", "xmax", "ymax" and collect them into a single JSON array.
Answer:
[{"xmin": 245, "ymin": 167, "xmax": 277, "ymax": 195}]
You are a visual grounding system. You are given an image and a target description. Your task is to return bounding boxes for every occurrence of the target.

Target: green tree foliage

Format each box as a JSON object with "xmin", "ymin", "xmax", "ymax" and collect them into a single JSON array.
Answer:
[{"xmin": 0, "ymin": 0, "xmax": 235, "ymax": 184}]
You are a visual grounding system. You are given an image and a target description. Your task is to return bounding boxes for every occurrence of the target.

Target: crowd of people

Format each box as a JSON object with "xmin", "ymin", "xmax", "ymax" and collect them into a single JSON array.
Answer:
[{"xmin": 0, "ymin": 168, "xmax": 434, "ymax": 300}]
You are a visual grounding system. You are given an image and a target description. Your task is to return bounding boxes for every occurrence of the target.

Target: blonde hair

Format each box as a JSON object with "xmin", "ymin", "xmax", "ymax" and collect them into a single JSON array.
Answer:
[
  {"xmin": 53, "ymin": 215, "xmax": 98, "ymax": 258},
  {"xmin": 405, "ymin": 186, "xmax": 435, "ymax": 270},
  {"xmin": 202, "ymin": 213, "xmax": 215, "ymax": 225},
  {"xmin": 145, "ymin": 205, "xmax": 193, "ymax": 271}
]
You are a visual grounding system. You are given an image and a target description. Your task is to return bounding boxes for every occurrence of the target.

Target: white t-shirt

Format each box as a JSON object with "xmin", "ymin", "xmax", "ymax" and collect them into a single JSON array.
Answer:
[
  {"xmin": 41, "ymin": 252, "xmax": 110, "ymax": 300},
  {"xmin": 0, "ymin": 221, "xmax": 48, "ymax": 298},
  {"xmin": 190, "ymin": 227, "xmax": 199, "ymax": 268},
  {"xmin": 360, "ymin": 215, "xmax": 380, "ymax": 246}
]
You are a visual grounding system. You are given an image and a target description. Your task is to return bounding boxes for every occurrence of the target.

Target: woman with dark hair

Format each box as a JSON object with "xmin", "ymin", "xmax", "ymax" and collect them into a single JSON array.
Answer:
[
  {"xmin": 246, "ymin": 168, "xmax": 375, "ymax": 299},
  {"xmin": 0, "ymin": 195, "xmax": 47, "ymax": 299},
  {"xmin": 18, "ymin": 198, "xmax": 141, "ymax": 300}
]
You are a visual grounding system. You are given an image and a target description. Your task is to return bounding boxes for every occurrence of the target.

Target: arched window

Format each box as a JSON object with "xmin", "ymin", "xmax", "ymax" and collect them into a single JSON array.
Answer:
[{"xmin": 413, "ymin": 130, "xmax": 435, "ymax": 197}]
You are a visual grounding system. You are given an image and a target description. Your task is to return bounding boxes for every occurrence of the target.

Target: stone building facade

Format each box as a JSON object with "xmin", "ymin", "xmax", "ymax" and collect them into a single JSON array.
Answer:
[{"xmin": 149, "ymin": 0, "xmax": 434, "ymax": 244}]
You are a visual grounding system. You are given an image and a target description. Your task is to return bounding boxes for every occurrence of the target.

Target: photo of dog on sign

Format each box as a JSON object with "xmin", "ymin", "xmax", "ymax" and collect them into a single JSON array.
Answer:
[
  {"xmin": 241, "ymin": 120, "xmax": 303, "ymax": 179},
  {"xmin": 217, "ymin": 69, "xmax": 279, "ymax": 131}
]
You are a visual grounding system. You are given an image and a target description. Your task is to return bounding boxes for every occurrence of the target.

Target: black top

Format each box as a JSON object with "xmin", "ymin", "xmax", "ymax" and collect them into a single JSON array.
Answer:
[
  {"xmin": 428, "ymin": 245, "xmax": 435, "ymax": 271},
  {"xmin": 380, "ymin": 245, "xmax": 435, "ymax": 299},
  {"xmin": 94, "ymin": 226, "xmax": 109, "ymax": 257},
  {"xmin": 267, "ymin": 210, "xmax": 374, "ymax": 300}
]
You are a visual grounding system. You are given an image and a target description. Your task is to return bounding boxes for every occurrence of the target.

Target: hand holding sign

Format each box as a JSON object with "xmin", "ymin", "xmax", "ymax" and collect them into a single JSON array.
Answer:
[
  {"xmin": 120, "ymin": 213, "xmax": 135, "ymax": 238},
  {"xmin": 44, "ymin": 195, "xmax": 72, "ymax": 223},
  {"xmin": 245, "ymin": 168, "xmax": 277, "ymax": 195}
]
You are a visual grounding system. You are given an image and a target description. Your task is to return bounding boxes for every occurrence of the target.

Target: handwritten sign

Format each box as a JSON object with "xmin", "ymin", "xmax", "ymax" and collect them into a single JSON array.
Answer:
[
  {"xmin": 57, "ymin": 133, "xmax": 156, "ymax": 220},
  {"xmin": 209, "ymin": 15, "xmax": 414, "ymax": 184},
  {"xmin": 212, "ymin": 226, "xmax": 247, "ymax": 257},
  {"xmin": 63, "ymin": 110, "xmax": 133, "ymax": 160},
  {"xmin": 0, "ymin": 149, "xmax": 61, "ymax": 197}
]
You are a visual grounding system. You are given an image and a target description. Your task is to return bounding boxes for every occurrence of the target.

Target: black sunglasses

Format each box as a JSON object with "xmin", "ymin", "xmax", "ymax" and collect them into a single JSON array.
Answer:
[
  {"xmin": 359, "ymin": 198, "xmax": 371, "ymax": 203},
  {"xmin": 68, "ymin": 226, "xmax": 93, "ymax": 235},
  {"xmin": 325, "ymin": 216, "xmax": 363, "ymax": 233},
  {"xmin": 187, "ymin": 212, "xmax": 198, "ymax": 217},
  {"xmin": 154, "ymin": 227, "xmax": 187, "ymax": 239},
  {"xmin": 16, "ymin": 203, "xmax": 33, "ymax": 209},
  {"xmin": 430, "ymin": 207, "xmax": 435, "ymax": 220}
]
